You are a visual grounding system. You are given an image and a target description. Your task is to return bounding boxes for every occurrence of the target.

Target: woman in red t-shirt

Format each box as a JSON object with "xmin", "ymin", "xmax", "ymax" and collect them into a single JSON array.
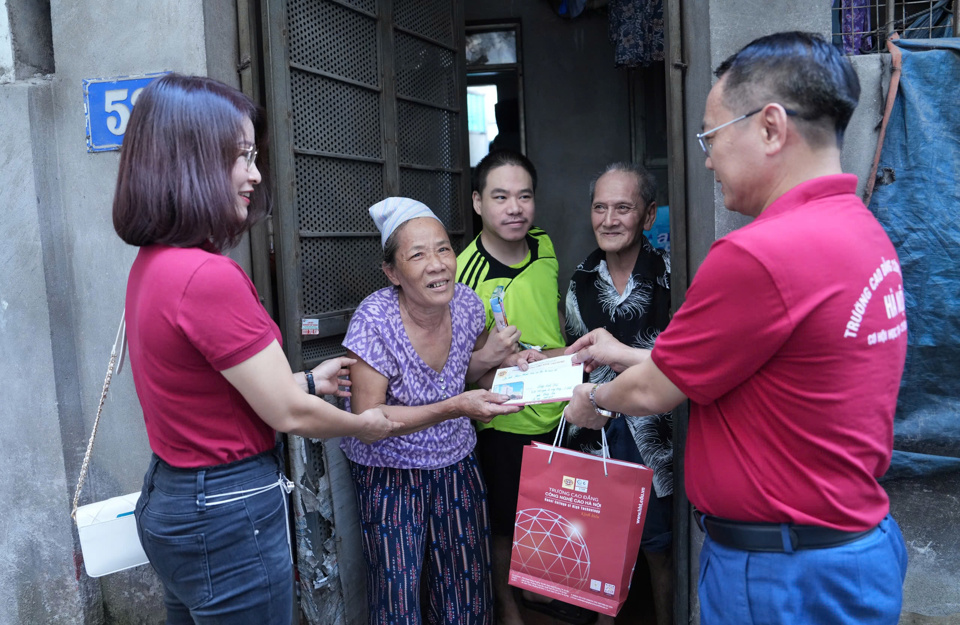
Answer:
[{"xmin": 112, "ymin": 74, "xmax": 398, "ymax": 624}]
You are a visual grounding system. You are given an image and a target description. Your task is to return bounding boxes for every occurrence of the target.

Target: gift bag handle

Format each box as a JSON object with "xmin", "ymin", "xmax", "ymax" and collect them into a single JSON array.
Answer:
[
  {"xmin": 550, "ymin": 409, "xmax": 611, "ymax": 476},
  {"xmin": 71, "ymin": 311, "xmax": 127, "ymax": 520}
]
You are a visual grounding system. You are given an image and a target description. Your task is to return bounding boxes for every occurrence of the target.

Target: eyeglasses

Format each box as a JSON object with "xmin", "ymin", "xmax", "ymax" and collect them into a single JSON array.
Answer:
[
  {"xmin": 238, "ymin": 145, "xmax": 258, "ymax": 171},
  {"xmin": 696, "ymin": 106, "xmax": 797, "ymax": 158}
]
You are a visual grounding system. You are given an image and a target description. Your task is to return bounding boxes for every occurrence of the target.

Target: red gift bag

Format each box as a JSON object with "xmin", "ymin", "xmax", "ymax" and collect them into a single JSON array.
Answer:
[{"xmin": 509, "ymin": 425, "xmax": 653, "ymax": 617}]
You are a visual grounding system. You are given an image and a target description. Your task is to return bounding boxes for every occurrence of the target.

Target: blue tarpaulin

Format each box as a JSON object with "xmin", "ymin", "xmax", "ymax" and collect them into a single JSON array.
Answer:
[{"xmin": 868, "ymin": 38, "xmax": 960, "ymax": 479}]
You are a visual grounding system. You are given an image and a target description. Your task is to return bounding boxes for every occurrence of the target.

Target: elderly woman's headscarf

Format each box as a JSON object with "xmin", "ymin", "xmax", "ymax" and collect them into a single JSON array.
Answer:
[{"xmin": 369, "ymin": 197, "xmax": 442, "ymax": 248}]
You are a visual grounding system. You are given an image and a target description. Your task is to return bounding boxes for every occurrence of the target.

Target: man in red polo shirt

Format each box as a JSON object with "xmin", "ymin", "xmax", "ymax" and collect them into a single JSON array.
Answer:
[{"xmin": 563, "ymin": 31, "xmax": 908, "ymax": 624}]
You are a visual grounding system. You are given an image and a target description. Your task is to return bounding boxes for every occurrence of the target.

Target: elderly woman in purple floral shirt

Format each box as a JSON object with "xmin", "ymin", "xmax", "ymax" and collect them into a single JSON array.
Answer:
[{"xmin": 341, "ymin": 198, "xmax": 540, "ymax": 625}]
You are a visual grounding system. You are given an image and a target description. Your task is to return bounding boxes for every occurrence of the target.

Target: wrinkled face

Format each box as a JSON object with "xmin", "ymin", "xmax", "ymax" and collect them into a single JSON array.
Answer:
[
  {"xmin": 232, "ymin": 117, "xmax": 261, "ymax": 220},
  {"xmin": 702, "ymin": 77, "xmax": 765, "ymax": 217},
  {"xmin": 383, "ymin": 217, "xmax": 457, "ymax": 309},
  {"xmin": 590, "ymin": 170, "xmax": 656, "ymax": 256},
  {"xmin": 472, "ymin": 164, "xmax": 535, "ymax": 244}
]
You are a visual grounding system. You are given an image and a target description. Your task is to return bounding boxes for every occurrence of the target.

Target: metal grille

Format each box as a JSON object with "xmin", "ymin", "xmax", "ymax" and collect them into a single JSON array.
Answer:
[
  {"xmin": 398, "ymin": 168, "xmax": 462, "ymax": 231},
  {"xmin": 300, "ymin": 237, "xmax": 388, "ymax": 316},
  {"xmin": 394, "ymin": 0, "xmax": 453, "ymax": 46},
  {"xmin": 302, "ymin": 335, "xmax": 350, "ymax": 366},
  {"xmin": 284, "ymin": 0, "xmax": 467, "ymax": 337},
  {"xmin": 296, "ymin": 155, "xmax": 383, "ymax": 233},
  {"xmin": 288, "ymin": 0, "xmax": 379, "ymax": 86},
  {"xmin": 450, "ymin": 235, "xmax": 465, "ymax": 256},
  {"xmin": 291, "ymin": 69, "xmax": 382, "ymax": 158},
  {"xmin": 396, "ymin": 32, "xmax": 457, "ymax": 108},
  {"xmin": 832, "ymin": 0, "xmax": 955, "ymax": 55},
  {"xmin": 397, "ymin": 101, "xmax": 460, "ymax": 169},
  {"xmin": 331, "ymin": 0, "xmax": 376, "ymax": 17}
]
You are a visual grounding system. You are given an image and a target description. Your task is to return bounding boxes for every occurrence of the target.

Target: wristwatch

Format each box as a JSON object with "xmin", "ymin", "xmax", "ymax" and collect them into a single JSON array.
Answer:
[{"xmin": 588, "ymin": 383, "xmax": 616, "ymax": 419}]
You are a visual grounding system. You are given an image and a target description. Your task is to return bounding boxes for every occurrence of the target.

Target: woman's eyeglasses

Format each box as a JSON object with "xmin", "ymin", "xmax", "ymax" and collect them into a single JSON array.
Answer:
[{"xmin": 239, "ymin": 145, "xmax": 258, "ymax": 171}]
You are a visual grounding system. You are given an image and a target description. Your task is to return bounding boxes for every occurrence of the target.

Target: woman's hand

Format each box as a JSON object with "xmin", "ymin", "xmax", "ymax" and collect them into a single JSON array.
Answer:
[
  {"xmin": 467, "ymin": 325, "xmax": 522, "ymax": 383},
  {"xmin": 455, "ymin": 389, "xmax": 522, "ymax": 423},
  {"xmin": 310, "ymin": 356, "xmax": 356, "ymax": 397},
  {"xmin": 483, "ymin": 324, "xmax": 521, "ymax": 361},
  {"xmin": 500, "ymin": 348, "xmax": 548, "ymax": 371},
  {"xmin": 354, "ymin": 407, "xmax": 401, "ymax": 444}
]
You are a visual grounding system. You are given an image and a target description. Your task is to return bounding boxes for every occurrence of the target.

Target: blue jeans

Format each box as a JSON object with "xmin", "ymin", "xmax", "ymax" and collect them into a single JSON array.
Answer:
[
  {"xmin": 698, "ymin": 514, "xmax": 908, "ymax": 625},
  {"xmin": 135, "ymin": 449, "xmax": 293, "ymax": 624}
]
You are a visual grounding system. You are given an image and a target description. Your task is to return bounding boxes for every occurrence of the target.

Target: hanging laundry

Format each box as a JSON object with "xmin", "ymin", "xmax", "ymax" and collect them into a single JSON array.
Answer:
[
  {"xmin": 837, "ymin": 0, "xmax": 873, "ymax": 55},
  {"xmin": 608, "ymin": 0, "xmax": 664, "ymax": 68}
]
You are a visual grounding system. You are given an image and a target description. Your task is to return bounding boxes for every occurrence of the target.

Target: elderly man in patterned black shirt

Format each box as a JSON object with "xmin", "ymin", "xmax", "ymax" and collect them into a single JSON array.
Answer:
[{"xmin": 564, "ymin": 162, "xmax": 673, "ymax": 625}]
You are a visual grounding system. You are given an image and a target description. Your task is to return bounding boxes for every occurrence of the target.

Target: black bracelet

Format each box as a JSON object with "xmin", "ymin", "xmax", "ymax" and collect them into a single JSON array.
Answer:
[{"xmin": 305, "ymin": 370, "xmax": 316, "ymax": 395}]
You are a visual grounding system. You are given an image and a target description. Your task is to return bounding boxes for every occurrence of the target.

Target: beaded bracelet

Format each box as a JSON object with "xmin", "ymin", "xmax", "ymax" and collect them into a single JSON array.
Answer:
[{"xmin": 305, "ymin": 370, "xmax": 316, "ymax": 395}]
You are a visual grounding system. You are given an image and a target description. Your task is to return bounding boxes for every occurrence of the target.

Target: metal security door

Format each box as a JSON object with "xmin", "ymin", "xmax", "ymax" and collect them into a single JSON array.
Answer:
[
  {"xmin": 260, "ymin": 0, "xmax": 469, "ymax": 622},
  {"xmin": 263, "ymin": 0, "xmax": 469, "ymax": 366}
]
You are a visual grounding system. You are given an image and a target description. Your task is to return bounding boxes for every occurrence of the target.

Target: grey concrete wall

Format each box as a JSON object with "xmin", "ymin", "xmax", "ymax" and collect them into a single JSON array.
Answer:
[
  {"xmin": 48, "ymin": 1, "xmax": 207, "ymax": 620},
  {"xmin": 0, "ymin": 78, "xmax": 91, "ymax": 625},
  {"xmin": 0, "ymin": 0, "xmax": 243, "ymax": 622},
  {"xmin": 6, "ymin": 0, "xmax": 55, "ymax": 78},
  {"xmin": 843, "ymin": 53, "xmax": 889, "ymax": 197},
  {"xmin": 464, "ymin": 1, "xmax": 632, "ymax": 285},
  {"xmin": 708, "ymin": 2, "xmax": 832, "ymax": 243}
]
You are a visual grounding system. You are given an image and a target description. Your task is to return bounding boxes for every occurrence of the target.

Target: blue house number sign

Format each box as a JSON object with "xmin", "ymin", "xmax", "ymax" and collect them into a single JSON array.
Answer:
[{"xmin": 84, "ymin": 72, "xmax": 169, "ymax": 152}]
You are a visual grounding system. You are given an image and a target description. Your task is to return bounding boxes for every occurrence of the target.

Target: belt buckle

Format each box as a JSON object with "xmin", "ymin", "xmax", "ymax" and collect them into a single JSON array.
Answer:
[{"xmin": 785, "ymin": 525, "xmax": 800, "ymax": 552}]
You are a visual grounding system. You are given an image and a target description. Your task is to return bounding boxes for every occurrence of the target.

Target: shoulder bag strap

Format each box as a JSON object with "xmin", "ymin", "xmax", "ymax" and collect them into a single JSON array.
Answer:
[{"xmin": 71, "ymin": 311, "xmax": 127, "ymax": 520}]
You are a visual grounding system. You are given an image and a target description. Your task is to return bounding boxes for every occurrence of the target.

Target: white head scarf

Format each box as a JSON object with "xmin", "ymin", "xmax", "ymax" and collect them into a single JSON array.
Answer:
[{"xmin": 368, "ymin": 197, "xmax": 442, "ymax": 248}]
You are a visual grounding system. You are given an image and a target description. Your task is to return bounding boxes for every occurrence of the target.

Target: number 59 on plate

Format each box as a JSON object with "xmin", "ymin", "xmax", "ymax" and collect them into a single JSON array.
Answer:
[{"xmin": 83, "ymin": 72, "xmax": 169, "ymax": 152}]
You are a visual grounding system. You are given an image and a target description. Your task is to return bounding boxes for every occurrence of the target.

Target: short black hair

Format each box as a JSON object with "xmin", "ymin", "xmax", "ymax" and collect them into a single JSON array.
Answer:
[
  {"xmin": 473, "ymin": 149, "xmax": 537, "ymax": 195},
  {"xmin": 588, "ymin": 162, "xmax": 657, "ymax": 207},
  {"xmin": 112, "ymin": 74, "xmax": 272, "ymax": 251},
  {"xmin": 715, "ymin": 31, "xmax": 860, "ymax": 146}
]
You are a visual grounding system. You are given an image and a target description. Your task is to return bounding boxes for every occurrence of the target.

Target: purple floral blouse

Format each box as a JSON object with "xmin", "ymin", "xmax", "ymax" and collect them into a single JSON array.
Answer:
[{"xmin": 341, "ymin": 283, "xmax": 485, "ymax": 469}]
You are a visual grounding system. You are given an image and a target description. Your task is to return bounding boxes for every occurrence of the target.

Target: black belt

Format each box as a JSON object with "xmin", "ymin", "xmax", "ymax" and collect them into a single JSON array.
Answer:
[{"xmin": 695, "ymin": 510, "xmax": 877, "ymax": 552}]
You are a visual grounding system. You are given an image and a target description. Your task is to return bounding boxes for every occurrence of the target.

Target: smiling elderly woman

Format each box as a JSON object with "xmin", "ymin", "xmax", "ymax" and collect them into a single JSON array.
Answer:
[{"xmin": 340, "ymin": 197, "xmax": 538, "ymax": 625}]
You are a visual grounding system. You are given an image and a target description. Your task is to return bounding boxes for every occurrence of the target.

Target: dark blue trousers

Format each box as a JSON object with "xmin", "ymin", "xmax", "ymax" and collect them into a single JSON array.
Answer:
[{"xmin": 350, "ymin": 452, "xmax": 494, "ymax": 625}]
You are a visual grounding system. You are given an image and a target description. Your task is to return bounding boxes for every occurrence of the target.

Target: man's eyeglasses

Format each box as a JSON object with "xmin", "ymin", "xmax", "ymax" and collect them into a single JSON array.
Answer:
[
  {"xmin": 239, "ymin": 145, "xmax": 258, "ymax": 171},
  {"xmin": 696, "ymin": 106, "xmax": 797, "ymax": 158}
]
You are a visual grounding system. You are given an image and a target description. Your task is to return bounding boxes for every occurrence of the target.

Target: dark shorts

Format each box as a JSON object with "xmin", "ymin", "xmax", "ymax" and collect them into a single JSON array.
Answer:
[
  {"xmin": 475, "ymin": 427, "xmax": 557, "ymax": 537},
  {"xmin": 569, "ymin": 417, "xmax": 673, "ymax": 553}
]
